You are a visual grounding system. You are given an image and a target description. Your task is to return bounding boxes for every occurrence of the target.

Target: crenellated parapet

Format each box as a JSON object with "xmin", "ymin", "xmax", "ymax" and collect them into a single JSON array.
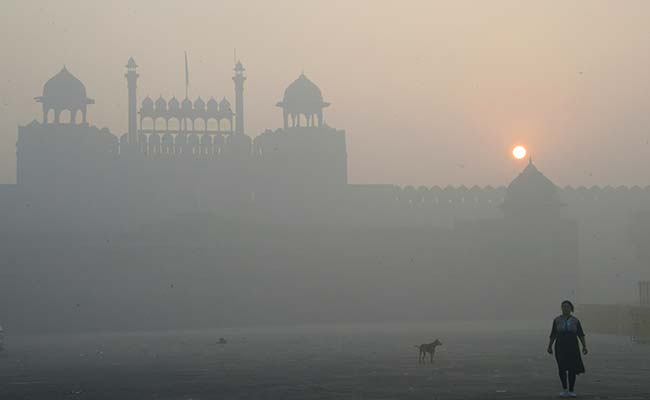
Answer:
[
  {"xmin": 350, "ymin": 185, "xmax": 508, "ymax": 209},
  {"xmin": 118, "ymin": 131, "xmax": 251, "ymax": 158},
  {"xmin": 560, "ymin": 185, "xmax": 650, "ymax": 204},
  {"xmin": 355, "ymin": 184, "xmax": 650, "ymax": 210}
]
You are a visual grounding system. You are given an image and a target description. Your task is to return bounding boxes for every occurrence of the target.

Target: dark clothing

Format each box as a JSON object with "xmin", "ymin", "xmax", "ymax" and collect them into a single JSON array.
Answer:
[
  {"xmin": 559, "ymin": 369, "xmax": 577, "ymax": 391},
  {"xmin": 550, "ymin": 315, "xmax": 585, "ymax": 375}
]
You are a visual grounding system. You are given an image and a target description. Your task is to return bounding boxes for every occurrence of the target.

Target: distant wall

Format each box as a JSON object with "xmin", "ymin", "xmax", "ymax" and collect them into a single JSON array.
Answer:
[{"xmin": 579, "ymin": 304, "xmax": 634, "ymax": 336}]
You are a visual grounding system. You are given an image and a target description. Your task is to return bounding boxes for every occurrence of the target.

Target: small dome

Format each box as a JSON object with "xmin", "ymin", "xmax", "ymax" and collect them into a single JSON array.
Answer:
[
  {"xmin": 194, "ymin": 97, "xmax": 205, "ymax": 111},
  {"xmin": 219, "ymin": 97, "xmax": 231, "ymax": 111},
  {"xmin": 168, "ymin": 96, "xmax": 180, "ymax": 111},
  {"xmin": 181, "ymin": 97, "xmax": 192, "ymax": 110},
  {"xmin": 277, "ymin": 73, "xmax": 329, "ymax": 112},
  {"xmin": 36, "ymin": 66, "xmax": 94, "ymax": 108},
  {"xmin": 155, "ymin": 95, "xmax": 167, "ymax": 111},
  {"xmin": 207, "ymin": 97, "xmax": 219, "ymax": 112},
  {"xmin": 502, "ymin": 159, "xmax": 562, "ymax": 213},
  {"xmin": 142, "ymin": 96, "xmax": 154, "ymax": 109}
]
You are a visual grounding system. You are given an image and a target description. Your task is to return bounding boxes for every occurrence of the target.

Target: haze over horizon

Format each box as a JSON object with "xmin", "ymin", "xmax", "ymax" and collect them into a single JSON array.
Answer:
[{"xmin": 1, "ymin": 0, "xmax": 649, "ymax": 186}]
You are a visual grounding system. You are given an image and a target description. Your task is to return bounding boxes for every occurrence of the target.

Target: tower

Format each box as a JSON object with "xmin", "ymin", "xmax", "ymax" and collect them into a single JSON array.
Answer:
[
  {"xmin": 125, "ymin": 57, "xmax": 139, "ymax": 145},
  {"xmin": 233, "ymin": 60, "xmax": 246, "ymax": 135}
]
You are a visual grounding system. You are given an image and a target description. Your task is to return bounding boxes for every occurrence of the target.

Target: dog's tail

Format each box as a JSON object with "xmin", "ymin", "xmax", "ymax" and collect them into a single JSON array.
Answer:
[{"xmin": 413, "ymin": 345, "xmax": 421, "ymax": 348}]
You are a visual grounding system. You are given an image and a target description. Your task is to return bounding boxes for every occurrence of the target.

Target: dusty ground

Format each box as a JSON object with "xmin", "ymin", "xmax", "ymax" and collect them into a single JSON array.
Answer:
[{"xmin": 0, "ymin": 321, "xmax": 649, "ymax": 399}]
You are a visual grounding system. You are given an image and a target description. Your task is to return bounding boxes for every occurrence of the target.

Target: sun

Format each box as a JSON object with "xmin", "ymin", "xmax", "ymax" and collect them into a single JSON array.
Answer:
[{"xmin": 512, "ymin": 145, "xmax": 527, "ymax": 160}]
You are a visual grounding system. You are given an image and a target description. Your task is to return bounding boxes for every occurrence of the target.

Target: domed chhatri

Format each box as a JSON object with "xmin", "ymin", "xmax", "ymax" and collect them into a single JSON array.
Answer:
[
  {"xmin": 141, "ymin": 96, "xmax": 154, "ymax": 112},
  {"xmin": 502, "ymin": 158, "xmax": 563, "ymax": 218},
  {"xmin": 35, "ymin": 66, "xmax": 95, "ymax": 125},
  {"xmin": 276, "ymin": 73, "xmax": 330, "ymax": 129}
]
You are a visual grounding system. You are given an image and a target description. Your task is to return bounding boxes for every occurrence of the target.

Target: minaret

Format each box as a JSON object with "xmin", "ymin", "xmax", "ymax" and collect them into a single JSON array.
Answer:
[
  {"xmin": 125, "ymin": 57, "xmax": 139, "ymax": 145},
  {"xmin": 233, "ymin": 60, "xmax": 246, "ymax": 135}
]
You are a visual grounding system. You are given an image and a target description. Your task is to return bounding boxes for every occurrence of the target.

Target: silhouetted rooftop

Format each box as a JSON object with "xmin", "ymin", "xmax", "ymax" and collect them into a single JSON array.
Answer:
[
  {"xmin": 277, "ymin": 73, "xmax": 330, "ymax": 112},
  {"xmin": 503, "ymin": 158, "xmax": 562, "ymax": 210},
  {"xmin": 35, "ymin": 66, "xmax": 94, "ymax": 107}
]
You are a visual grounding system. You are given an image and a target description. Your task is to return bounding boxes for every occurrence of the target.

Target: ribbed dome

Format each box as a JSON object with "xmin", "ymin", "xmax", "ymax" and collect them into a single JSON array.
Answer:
[
  {"xmin": 219, "ymin": 97, "xmax": 231, "ymax": 110},
  {"xmin": 194, "ymin": 97, "xmax": 205, "ymax": 110},
  {"xmin": 207, "ymin": 97, "xmax": 219, "ymax": 112},
  {"xmin": 36, "ymin": 66, "xmax": 94, "ymax": 108},
  {"xmin": 155, "ymin": 96, "xmax": 167, "ymax": 111},
  {"xmin": 142, "ymin": 96, "xmax": 154, "ymax": 109},
  {"xmin": 282, "ymin": 74, "xmax": 323, "ymax": 107}
]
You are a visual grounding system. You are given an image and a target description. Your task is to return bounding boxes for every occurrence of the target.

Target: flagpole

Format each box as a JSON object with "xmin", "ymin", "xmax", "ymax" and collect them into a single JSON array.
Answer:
[{"xmin": 184, "ymin": 51, "xmax": 189, "ymax": 99}]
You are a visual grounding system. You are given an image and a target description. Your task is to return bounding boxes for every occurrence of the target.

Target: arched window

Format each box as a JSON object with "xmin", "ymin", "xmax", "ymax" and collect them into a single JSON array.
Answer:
[
  {"xmin": 155, "ymin": 117, "xmax": 167, "ymax": 132},
  {"xmin": 194, "ymin": 118, "xmax": 206, "ymax": 132},
  {"xmin": 141, "ymin": 117, "xmax": 154, "ymax": 131},
  {"xmin": 59, "ymin": 109, "xmax": 72, "ymax": 124},
  {"xmin": 181, "ymin": 118, "xmax": 194, "ymax": 132},
  {"xmin": 148, "ymin": 133, "xmax": 161, "ymax": 154},
  {"xmin": 162, "ymin": 133, "xmax": 174, "ymax": 154},
  {"xmin": 220, "ymin": 119, "xmax": 232, "ymax": 132},
  {"xmin": 46, "ymin": 109, "xmax": 55, "ymax": 124},
  {"xmin": 207, "ymin": 118, "xmax": 219, "ymax": 132},
  {"xmin": 168, "ymin": 118, "xmax": 180, "ymax": 132}
]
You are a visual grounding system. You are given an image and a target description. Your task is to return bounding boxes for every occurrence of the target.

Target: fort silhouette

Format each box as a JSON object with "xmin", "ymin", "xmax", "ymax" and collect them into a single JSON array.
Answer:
[{"xmin": 0, "ymin": 57, "xmax": 647, "ymax": 332}]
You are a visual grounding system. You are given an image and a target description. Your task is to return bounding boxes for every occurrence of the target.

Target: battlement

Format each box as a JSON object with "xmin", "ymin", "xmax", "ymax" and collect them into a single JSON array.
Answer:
[
  {"xmin": 350, "ymin": 184, "xmax": 650, "ymax": 210},
  {"xmin": 120, "ymin": 131, "xmax": 249, "ymax": 157}
]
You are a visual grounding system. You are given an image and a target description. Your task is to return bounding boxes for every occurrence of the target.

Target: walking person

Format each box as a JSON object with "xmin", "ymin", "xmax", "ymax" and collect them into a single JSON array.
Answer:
[{"xmin": 547, "ymin": 300, "xmax": 588, "ymax": 398}]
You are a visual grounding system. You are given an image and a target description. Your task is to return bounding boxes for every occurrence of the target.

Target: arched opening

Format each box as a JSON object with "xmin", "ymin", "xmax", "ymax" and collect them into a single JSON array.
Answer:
[
  {"xmin": 155, "ymin": 117, "xmax": 167, "ymax": 132},
  {"xmin": 194, "ymin": 118, "xmax": 206, "ymax": 132},
  {"xmin": 141, "ymin": 117, "xmax": 154, "ymax": 131},
  {"xmin": 59, "ymin": 109, "xmax": 72, "ymax": 124},
  {"xmin": 200, "ymin": 134, "xmax": 213, "ymax": 155},
  {"xmin": 183, "ymin": 118, "xmax": 193, "ymax": 132},
  {"xmin": 213, "ymin": 134, "xmax": 224, "ymax": 155},
  {"xmin": 168, "ymin": 118, "xmax": 180, "ymax": 132},
  {"xmin": 187, "ymin": 134, "xmax": 199, "ymax": 155},
  {"xmin": 161, "ymin": 134, "xmax": 174, "ymax": 154},
  {"xmin": 46, "ymin": 108, "xmax": 55, "ymax": 124},
  {"xmin": 75, "ymin": 110, "xmax": 84, "ymax": 125},
  {"xmin": 207, "ymin": 118, "xmax": 219, "ymax": 132},
  {"xmin": 148, "ymin": 134, "xmax": 161, "ymax": 155},
  {"xmin": 220, "ymin": 119, "xmax": 232, "ymax": 132}
]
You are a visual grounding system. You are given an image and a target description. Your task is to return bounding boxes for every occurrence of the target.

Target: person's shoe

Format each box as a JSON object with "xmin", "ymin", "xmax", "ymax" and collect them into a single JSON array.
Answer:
[
  {"xmin": 559, "ymin": 390, "xmax": 569, "ymax": 398},
  {"xmin": 568, "ymin": 392, "xmax": 577, "ymax": 398}
]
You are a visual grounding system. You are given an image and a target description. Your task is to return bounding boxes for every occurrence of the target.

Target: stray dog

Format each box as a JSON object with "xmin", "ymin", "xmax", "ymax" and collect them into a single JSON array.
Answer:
[{"xmin": 415, "ymin": 339, "xmax": 442, "ymax": 363}]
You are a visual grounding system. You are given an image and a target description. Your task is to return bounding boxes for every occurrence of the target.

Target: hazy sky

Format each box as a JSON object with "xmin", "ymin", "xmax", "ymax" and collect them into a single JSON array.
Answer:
[{"xmin": 1, "ymin": 0, "xmax": 649, "ymax": 186}]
